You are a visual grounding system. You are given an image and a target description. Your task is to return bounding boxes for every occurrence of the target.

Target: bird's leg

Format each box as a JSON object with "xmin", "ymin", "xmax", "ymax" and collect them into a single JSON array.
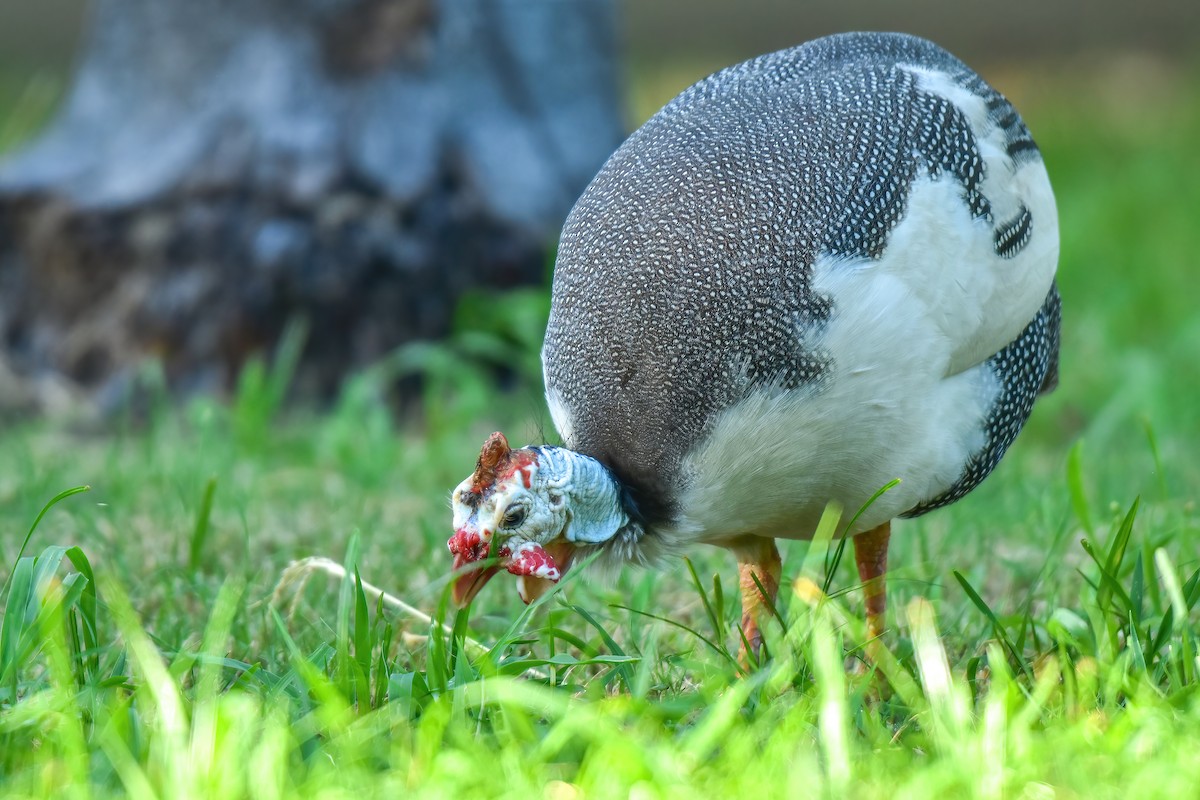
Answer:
[
  {"xmin": 852, "ymin": 521, "xmax": 891, "ymax": 655},
  {"xmin": 728, "ymin": 537, "xmax": 782, "ymax": 669}
]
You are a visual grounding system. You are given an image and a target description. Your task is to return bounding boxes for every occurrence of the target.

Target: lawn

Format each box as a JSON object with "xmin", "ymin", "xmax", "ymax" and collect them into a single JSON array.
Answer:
[{"xmin": 2, "ymin": 55, "xmax": 1199, "ymax": 798}]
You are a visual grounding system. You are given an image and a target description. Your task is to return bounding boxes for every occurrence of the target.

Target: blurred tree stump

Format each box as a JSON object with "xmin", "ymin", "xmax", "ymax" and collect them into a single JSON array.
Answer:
[{"xmin": 0, "ymin": 0, "xmax": 622, "ymax": 412}]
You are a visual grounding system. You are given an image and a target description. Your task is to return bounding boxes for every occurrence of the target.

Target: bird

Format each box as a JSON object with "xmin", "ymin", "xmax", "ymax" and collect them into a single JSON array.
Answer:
[{"xmin": 447, "ymin": 31, "xmax": 1060, "ymax": 666}]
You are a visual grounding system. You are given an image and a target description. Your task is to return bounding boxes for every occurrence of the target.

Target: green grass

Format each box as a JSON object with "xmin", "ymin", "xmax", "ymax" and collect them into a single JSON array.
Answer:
[{"xmin": 2, "ymin": 60, "xmax": 1200, "ymax": 798}]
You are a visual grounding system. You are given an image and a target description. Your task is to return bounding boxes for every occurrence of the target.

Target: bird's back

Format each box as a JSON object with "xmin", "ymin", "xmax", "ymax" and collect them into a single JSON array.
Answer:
[{"xmin": 543, "ymin": 32, "xmax": 1059, "ymax": 537}]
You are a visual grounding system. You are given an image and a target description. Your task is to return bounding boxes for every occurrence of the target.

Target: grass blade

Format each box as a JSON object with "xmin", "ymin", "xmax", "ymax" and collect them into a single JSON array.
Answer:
[
  {"xmin": 64, "ymin": 546, "xmax": 99, "ymax": 681},
  {"xmin": 952, "ymin": 570, "xmax": 1029, "ymax": 679},
  {"xmin": 750, "ymin": 570, "xmax": 786, "ymax": 634},
  {"xmin": 1079, "ymin": 539, "xmax": 1135, "ymax": 618},
  {"xmin": 1066, "ymin": 441, "xmax": 1093, "ymax": 536},
  {"xmin": 613, "ymin": 604, "xmax": 738, "ymax": 669},
  {"xmin": 567, "ymin": 604, "xmax": 632, "ymax": 690},
  {"xmin": 1097, "ymin": 498, "xmax": 1139, "ymax": 614},
  {"xmin": 0, "ymin": 556, "xmax": 36, "ymax": 695},
  {"xmin": 821, "ymin": 478, "xmax": 901, "ymax": 593},
  {"xmin": 1140, "ymin": 416, "xmax": 1168, "ymax": 498},
  {"xmin": 684, "ymin": 556, "xmax": 725, "ymax": 644},
  {"xmin": 1, "ymin": 485, "xmax": 90, "ymax": 601},
  {"xmin": 353, "ymin": 567, "xmax": 372, "ymax": 708},
  {"xmin": 189, "ymin": 477, "xmax": 218, "ymax": 570},
  {"xmin": 1156, "ymin": 548, "xmax": 1195, "ymax": 686}
]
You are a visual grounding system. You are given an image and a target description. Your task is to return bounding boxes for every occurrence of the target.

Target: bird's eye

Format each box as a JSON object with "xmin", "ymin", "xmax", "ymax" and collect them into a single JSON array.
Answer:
[{"xmin": 501, "ymin": 506, "xmax": 527, "ymax": 528}]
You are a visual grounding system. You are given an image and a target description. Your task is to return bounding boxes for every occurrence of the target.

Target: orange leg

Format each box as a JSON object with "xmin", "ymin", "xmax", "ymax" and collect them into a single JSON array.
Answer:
[
  {"xmin": 853, "ymin": 521, "xmax": 891, "ymax": 651},
  {"xmin": 728, "ymin": 537, "xmax": 782, "ymax": 669}
]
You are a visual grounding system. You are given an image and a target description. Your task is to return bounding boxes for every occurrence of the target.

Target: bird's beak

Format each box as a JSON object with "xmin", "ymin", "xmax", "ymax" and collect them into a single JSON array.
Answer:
[
  {"xmin": 452, "ymin": 563, "xmax": 500, "ymax": 607},
  {"xmin": 448, "ymin": 527, "xmax": 497, "ymax": 607},
  {"xmin": 513, "ymin": 541, "xmax": 576, "ymax": 605},
  {"xmin": 449, "ymin": 529, "xmax": 577, "ymax": 607}
]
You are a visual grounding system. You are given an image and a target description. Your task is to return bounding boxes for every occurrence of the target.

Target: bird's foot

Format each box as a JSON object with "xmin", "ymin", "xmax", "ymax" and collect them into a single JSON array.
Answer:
[
  {"xmin": 851, "ymin": 521, "xmax": 893, "ymax": 697},
  {"xmin": 737, "ymin": 612, "xmax": 766, "ymax": 671},
  {"xmin": 853, "ymin": 521, "xmax": 890, "ymax": 645},
  {"xmin": 729, "ymin": 537, "xmax": 782, "ymax": 673}
]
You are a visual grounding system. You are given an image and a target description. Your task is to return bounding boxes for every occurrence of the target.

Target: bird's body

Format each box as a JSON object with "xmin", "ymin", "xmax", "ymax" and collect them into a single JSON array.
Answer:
[{"xmin": 450, "ymin": 32, "xmax": 1060, "ymax": 663}]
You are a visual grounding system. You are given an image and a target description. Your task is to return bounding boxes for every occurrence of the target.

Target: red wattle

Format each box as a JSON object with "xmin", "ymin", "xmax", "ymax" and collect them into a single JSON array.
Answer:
[{"xmin": 504, "ymin": 543, "xmax": 562, "ymax": 581}]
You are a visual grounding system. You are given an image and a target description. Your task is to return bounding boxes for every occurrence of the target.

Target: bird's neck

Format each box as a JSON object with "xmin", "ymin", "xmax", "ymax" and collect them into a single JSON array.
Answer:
[{"xmin": 534, "ymin": 446, "xmax": 644, "ymax": 547}]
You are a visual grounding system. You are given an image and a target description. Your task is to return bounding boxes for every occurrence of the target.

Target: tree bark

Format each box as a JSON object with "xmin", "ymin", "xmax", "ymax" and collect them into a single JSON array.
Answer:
[{"xmin": 0, "ymin": 0, "xmax": 622, "ymax": 411}]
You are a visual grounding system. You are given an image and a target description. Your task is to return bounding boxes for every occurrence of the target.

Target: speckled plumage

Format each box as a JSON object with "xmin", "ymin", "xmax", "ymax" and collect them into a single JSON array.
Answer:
[{"xmin": 542, "ymin": 31, "xmax": 1060, "ymax": 545}]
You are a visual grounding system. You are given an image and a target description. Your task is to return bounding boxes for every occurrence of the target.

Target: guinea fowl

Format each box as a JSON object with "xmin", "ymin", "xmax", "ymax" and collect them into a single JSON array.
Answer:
[{"xmin": 448, "ymin": 32, "xmax": 1060, "ymax": 664}]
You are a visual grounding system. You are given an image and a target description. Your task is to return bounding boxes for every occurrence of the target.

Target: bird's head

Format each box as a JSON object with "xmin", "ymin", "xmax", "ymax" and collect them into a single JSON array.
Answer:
[{"xmin": 448, "ymin": 432, "xmax": 632, "ymax": 606}]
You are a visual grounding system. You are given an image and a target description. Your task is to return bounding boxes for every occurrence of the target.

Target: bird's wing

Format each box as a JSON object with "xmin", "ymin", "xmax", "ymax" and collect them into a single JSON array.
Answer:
[
  {"xmin": 871, "ymin": 63, "xmax": 1059, "ymax": 377},
  {"xmin": 786, "ymin": 59, "xmax": 1058, "ymax": 384}
]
